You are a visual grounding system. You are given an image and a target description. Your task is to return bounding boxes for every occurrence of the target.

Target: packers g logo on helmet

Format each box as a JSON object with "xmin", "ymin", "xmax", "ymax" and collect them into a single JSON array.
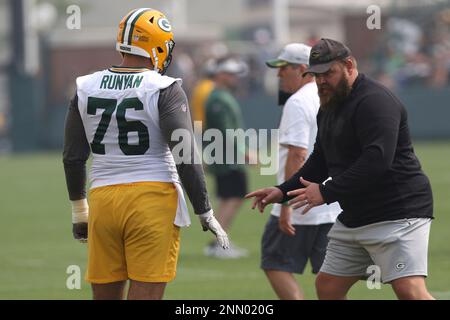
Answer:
[
  {"xmin": 116, "ymin": 8, "xmax": 175, "ymax": 75},
  {"xmin": 157, "ymin": 18, "xmax": 172, "ymax": 32}
]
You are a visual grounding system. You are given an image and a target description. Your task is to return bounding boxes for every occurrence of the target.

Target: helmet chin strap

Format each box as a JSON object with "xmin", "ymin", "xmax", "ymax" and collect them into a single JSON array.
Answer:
[
  {"xmin": 160, "ymin": 39, "xmax": 175, "ymax": 75},
  {"xmin": 151, "ymin": 48, "xmax": 159, "ymax": 73}
]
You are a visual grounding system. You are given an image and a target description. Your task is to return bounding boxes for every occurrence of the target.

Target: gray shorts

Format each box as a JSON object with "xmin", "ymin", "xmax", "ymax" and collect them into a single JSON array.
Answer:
[
  {"xmin": 261, "ymin": 215, "xmax": 333, "ymax": 274},
  {"xmin": 320, "ymin": 218, "xmax": 431, "ymax": 283}
]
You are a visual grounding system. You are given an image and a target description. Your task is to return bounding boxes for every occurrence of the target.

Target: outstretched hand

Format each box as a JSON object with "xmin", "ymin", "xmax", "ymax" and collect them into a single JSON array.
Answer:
[
  {"xmin": 287, "ymin": 177, "xmax": 324, "ymax": 215},
  {"xmin": 245, "ymin": 187, "xmax": 283, "ymax": 213}
]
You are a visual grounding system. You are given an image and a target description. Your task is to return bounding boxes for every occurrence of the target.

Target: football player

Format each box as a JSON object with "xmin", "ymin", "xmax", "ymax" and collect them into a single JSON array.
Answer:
[{"xmin": 63, "ymin": 8, "xmax": 228, "ymax": 300}]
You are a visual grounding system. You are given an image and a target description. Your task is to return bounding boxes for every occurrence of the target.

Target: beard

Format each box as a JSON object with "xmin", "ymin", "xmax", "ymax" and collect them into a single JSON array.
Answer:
[{"xmin": 318, "ymin": 74, "xmax": 352, "ymax": 110}]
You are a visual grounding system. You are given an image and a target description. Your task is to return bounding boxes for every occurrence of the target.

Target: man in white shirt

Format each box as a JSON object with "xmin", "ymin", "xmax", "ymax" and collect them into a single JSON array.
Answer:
[{"xmin": 261, "ymin": 43, "xmax": 341, "ymax": 300}]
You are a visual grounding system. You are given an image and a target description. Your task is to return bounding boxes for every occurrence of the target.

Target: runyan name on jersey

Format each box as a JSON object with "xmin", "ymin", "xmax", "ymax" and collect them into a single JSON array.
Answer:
[{"xmin": 99, "ymin": 74, "xmax": 144, "ymax": 90}]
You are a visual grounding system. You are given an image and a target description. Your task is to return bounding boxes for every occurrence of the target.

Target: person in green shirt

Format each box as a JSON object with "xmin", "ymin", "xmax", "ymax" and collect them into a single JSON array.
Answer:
[{"xmin": 204, "ymin": 56, "xmax": 250, "ymax": 258}]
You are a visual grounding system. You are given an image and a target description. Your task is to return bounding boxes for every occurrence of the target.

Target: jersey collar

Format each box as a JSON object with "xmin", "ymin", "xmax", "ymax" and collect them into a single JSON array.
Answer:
[{"xmin": 109, "ymin": 66, "xmax": 151, "ymax": 73}]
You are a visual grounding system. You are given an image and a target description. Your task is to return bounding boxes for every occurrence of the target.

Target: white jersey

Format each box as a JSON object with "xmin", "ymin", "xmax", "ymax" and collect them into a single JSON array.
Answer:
[
  {"xmin": 76, "ymin": 67, "xmax": 190, "ymax": 226},
  {"xmin": 271, "ymin": 82, "xmax": 341, "ymax": 225}
]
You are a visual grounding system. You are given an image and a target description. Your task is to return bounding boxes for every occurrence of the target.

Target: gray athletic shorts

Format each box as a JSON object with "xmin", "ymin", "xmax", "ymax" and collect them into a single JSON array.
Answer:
[
  {"xmin": 261, "ymin": 215, "xmax": 333, "ymax": 274},
  {"xmin": 320, "ymin": 218, "xmax": 432, "ymax": 283}
]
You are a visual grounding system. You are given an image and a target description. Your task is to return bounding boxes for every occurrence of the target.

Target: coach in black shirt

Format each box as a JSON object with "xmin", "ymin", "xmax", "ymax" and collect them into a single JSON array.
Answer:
[{"xmin": 246, "ymin": 38, "xmax": 434, "ymax": 300}]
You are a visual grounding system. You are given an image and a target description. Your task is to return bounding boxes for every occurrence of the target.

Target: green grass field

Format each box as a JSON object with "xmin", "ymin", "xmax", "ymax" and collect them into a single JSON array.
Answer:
[{"xmin": 0, "ymin": 141, "xmax": 449, "ymax": 300}]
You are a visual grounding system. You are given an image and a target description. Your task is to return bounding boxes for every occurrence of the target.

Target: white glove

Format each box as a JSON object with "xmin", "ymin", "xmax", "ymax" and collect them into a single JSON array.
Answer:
[{"xmin": 198, "ymin": 210, "xmax": 230, "ymax": 249}]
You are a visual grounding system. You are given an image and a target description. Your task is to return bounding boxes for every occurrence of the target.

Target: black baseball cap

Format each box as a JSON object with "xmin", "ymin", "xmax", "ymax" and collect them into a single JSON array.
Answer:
[{"xmin": 303, "ymin": 38, "xmax": 351, "ymax": 76}]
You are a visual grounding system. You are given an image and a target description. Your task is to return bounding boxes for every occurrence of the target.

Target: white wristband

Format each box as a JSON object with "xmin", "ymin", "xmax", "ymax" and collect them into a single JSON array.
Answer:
[
  {"xmin": 71, "ymin": 199, "xmax": 89, "ymax": 224},
  {"xmin": 199, "ymin": 209, "xmax": 213, "ymax": 219}
]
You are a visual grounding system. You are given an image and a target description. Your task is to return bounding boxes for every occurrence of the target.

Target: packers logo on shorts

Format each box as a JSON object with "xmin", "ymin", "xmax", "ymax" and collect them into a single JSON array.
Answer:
[{"xmin": 395, "ymin": 262, "xmax": 406, "ymax": 270}]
